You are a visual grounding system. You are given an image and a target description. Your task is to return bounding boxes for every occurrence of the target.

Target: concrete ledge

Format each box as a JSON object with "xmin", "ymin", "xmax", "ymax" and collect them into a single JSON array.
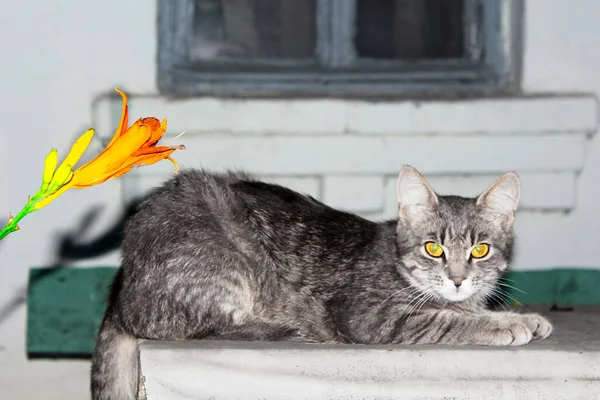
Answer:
[{"xmin": 138, "ymin": 307, "xmax": 600, "ymax": 400}]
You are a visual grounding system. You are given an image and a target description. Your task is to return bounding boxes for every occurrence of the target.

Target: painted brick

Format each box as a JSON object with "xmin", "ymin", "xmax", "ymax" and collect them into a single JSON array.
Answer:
[
  {"xmin": 426, "ymin": 173, "xmax": 577, "ymax": 210},
  {"xmin": 95, "ymin": 95, "xmax": 597, "ymax": 139},
  {"xmin": 92, "ymin": 97, "xmax": 118, "ymax": 142},
  {"xmin": 359, "ymin": 212, "xmax": 393, "ymax": 223},
  {"xmin": 512, "ymin": 211, "xmax": 573, "ymax": 270},
  {"xmin": 260, "ymin": 176, "xmax": 321, "ymax": 199},
  {"xmin": 121, "ymin": 98, "xmax": 347, "ymax": 135},
  {"xmin": 346, "ymin": 96, "xmax": 597, "ymax": 134},
  {"xmin": 323, "ymin": 176, "xmax": 384, "ymax": 213},
  {"xmin": 120, "ymin": 174, "xmax": 172, "ymax": 204},
  {"xmin": 120, "ymin": 174, "xmax": 321, "ymax": 204},
  {"xmin": 127, "ymin": 134, "xmax": 587, "ymax": 176}
]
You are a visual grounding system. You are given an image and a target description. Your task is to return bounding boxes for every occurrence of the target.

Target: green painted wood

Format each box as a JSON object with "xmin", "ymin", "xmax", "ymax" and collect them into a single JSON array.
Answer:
[
  {"xmin": 27, "ymin": 267, "xmax": 116, "ymax": 358},
  {"xmin": 502, "ymin": 268, "xmax": 600, "ymax": 306},
  {"xmin": 26, "ymin": 266, "xmax": 600, "ymax": 358}
]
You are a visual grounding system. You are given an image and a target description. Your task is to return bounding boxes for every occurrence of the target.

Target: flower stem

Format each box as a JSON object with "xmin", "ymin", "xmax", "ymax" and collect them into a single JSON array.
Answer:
[{"xmin": 0, "ymin": 193, "xmax": 44, "ymax": 241}]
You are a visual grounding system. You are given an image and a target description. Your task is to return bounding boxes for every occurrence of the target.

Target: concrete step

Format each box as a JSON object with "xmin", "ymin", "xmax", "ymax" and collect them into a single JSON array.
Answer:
[{"xmin": 137, "ymin": 306, "xmax": 600, "ymax": 400}]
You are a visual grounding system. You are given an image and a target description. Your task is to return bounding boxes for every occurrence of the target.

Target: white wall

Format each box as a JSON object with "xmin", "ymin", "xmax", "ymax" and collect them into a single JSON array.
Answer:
[{"xmin": 0, "ymin": 0, "xmax": 599, "ymax": 398}]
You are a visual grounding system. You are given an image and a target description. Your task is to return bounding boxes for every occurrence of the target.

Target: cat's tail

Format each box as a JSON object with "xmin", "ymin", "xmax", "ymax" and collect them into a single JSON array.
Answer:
[{"xmin": 91, "ymin": 314, "xmax": 139, "ymax": 400}]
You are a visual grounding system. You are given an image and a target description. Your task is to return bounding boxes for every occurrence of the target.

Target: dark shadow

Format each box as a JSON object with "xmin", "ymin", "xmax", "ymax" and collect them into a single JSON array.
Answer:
[
  {"xmin": 0, "ymin": 288, "xmax": 27, "ymax": 328},
  {"xmin": 0, "ymin": 199, "xmax": 141, "ymax": 328},
  {"xmin": 486, "ymin": 275, "xmax": 512, "ymax": 310},
  {"xmin": 486, "ymin": 275, "xmax": 541, "ymax": 312},
  {"xmin": 57, "ymin": 201, "xmax": 139, "ymax": 260},
  {"xmin": 487, "ymin": 275, "xmax": 572, "ymax": 313},
  {"xmin": 550, "ymin": 304, "xmax": 575, "ymax": 312}
]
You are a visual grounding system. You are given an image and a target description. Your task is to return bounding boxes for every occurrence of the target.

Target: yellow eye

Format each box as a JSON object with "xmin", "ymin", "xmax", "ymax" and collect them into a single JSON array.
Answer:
[
  {"xmin": 471, "ymin": 243, "xmax": 489, "ymax": 258},
  {"xmin": 425, "ymin": 242, "xmax": 444, "ymax": 257}
]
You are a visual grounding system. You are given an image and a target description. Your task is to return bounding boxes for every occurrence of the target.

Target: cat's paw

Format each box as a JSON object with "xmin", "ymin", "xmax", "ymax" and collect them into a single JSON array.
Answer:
[
  {"xmin": 484, "ymin": 312, "xmax": 553, "ymax": 345},
  {"xmin": 489, "ymin": 321, "xmax": 533, "ymax": 346},
  {"xmin": 515, "ymin": 313, "xmax": 553, "ymax": 340}
]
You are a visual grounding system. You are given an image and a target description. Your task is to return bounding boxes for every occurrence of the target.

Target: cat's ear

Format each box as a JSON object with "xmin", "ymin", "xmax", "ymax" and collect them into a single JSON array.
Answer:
[
  {"xmin": 476, "ymin": 172, "xmax": 520, "ymax": 227},
  {"xmin": 396, "ymin": 165, "xmax": 438, "ymax": 221}
]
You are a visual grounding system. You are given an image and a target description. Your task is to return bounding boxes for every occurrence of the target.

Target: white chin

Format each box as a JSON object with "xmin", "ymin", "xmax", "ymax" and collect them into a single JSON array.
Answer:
[
  {"xmin": 439, "ymin": 278, "xmax": 475, "ymax": 302},
  {"xmin": 441, "ymin": 290, "xmax": 473, "ymax": 302}
]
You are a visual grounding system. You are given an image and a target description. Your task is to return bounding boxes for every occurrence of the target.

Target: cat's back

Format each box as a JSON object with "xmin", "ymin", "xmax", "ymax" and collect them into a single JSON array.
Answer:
[
  {"xmin": 120, "ymin": 170, "xmax": 251, "ymax": 264},
  {"xmin": 131, "ymin": 168, "xmax": 249, "ymax": 220},
  {"xmin": 120, "ymin": 169, "xmax": 378, "ymax": 273}
]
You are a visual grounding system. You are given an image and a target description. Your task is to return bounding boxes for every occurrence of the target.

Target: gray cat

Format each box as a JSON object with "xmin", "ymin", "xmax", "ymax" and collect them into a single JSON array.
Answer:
[{"xmin": 91, "ymin": 166, "xmax": 553, "ymax": 400}]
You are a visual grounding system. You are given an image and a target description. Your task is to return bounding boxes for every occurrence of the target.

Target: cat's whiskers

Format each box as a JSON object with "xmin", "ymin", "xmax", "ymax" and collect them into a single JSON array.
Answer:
[
  {"xmin": 401, "ymin": 290, "xmax": 431, "ymax": 314},
  {"xmin": 407, "ymin": 290, "xmax": 437, "ymax": 321},
  {"xmin": 480, "ymin": 285, "xmax": 509, "ymax": 311},
  {"xmin": 485, "ymin": 284, "xmax": 531, "ymax": 312},
  {"xmin": 495, "ymin": 281, "xmax": 528, "ymax": 295},
  {"xmin": 482, "ymin": 284, "xmax": 505, "ymax": 303},
  {"xmin": 375, "ymin": 286, "xmax": 422, "ymax": 313},
  {"xmin": 503, "ymin": 292, "xmax": 531, "ymax": 312},
  {"xmin": 402, "ymin": 289, "xmax": 436, "ymax": 322}
]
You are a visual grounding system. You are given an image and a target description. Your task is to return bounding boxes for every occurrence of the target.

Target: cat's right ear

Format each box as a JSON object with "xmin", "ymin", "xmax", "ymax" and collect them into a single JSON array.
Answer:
[{"xmin": 396, "ymin": 165, "xmax": 438, "ymax": 221}]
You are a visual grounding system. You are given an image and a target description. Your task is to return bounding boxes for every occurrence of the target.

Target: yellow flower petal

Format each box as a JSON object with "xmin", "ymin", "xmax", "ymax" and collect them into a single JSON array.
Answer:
[
  {"xmin": 48, "ymin": 163, "xmax": 74, "ymax": 190},
  {"xmin": 40, "ymin": 149, "xmax": 58, "ymax": 192},
  {"xmin": 55, "ymin": 129, "xmax": 94, "ymax": 175}
]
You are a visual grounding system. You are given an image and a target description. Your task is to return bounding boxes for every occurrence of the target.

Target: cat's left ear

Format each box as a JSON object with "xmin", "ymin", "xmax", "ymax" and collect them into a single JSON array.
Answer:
[{"xmin": 476, "ymin": 172, "xmax": 520, "ymax": 228}]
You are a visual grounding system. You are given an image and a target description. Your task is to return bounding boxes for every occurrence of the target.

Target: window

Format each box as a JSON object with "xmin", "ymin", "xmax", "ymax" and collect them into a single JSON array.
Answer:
[{"xmin": 157, "ymin": 0, "xmax": 522, "ymax": 97}]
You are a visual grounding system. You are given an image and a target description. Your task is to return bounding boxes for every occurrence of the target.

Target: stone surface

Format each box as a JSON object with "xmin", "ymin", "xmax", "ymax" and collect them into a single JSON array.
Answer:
[{"xmin": 138, "ymin": 306, "xmax": 600, "ymax": 400}]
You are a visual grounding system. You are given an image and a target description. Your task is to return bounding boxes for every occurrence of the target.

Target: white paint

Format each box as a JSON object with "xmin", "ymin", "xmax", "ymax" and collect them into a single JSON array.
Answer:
[
  {"xmin": 124, "ymin": 97, "xmax": 348, "ymax": 135},
  {"xmin": 121, "ymin": 174, "xmax": 321, "ymax": 204},
  {"xmin": 384, "ymin": 173, "xmax": 576, "ymax": 220},
  {"xmin": 122, "ymin": 134, "xmax": 588, "ymax": 176},
  {"xmin": 425, "ymin": 173, "xmax": 577, "ymax": 210},
  {"xmin": 323, "ymin": 176, "xmax": 384, "ymax": 213},
  {"xmin": 346, "ymin": 96, "xmax": 597, "ymax": 135},
  {"xmin": 261, "ymin": 176, "xmax": 322, "ymax": 199},
  {"xmin": 106, "ymin": 94, "xmax": 597, "ymax": 137},
  {"xmin": 2, "ymin": 0, "xmax": 600, "ymax": 398}
]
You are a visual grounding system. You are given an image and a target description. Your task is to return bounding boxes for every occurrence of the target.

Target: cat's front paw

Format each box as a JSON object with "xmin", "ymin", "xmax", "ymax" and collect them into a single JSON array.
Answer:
[
  {"xmin": 489, "ymin": 321, "xmax": 533, "ymax": 346},
  {"xmin": 485, "ymin": 312, "xmax": 553, "ymax": 345},
  {"xmin": 515, "ymin": 313, "xmax": 553, "ymax": 340}
]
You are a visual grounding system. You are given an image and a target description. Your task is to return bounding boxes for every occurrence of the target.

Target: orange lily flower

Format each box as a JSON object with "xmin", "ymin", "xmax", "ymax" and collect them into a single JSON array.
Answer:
[
  {"xmin": 33, "ymin": 88, "xmax": 185, "ymax": 209},
  {"xmin": 0, "ymin": 87, "xmax": 185, "ymax": 241}
]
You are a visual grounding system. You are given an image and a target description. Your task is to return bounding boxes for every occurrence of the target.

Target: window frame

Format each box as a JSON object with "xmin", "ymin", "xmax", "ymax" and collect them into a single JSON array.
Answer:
[{"xmin": 157, "ymin": 0, "xmax": 523, "ymax": 98}]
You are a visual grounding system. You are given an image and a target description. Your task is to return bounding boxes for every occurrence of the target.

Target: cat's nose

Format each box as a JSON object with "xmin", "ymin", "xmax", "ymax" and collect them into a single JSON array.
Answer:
[{"xmin": 451, "ymin": 277, "xmax": 464, "ymax": 287}]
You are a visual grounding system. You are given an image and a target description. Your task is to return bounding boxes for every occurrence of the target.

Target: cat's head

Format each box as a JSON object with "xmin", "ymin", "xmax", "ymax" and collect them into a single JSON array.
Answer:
[{"xmin": 395, "ymin": 165, "xmax": 519, "ymax": 304}]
